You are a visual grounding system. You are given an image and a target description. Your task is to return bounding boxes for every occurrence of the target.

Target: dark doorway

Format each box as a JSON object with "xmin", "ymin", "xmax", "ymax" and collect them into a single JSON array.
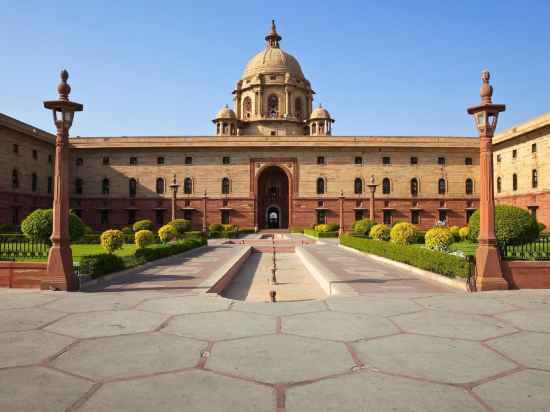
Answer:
[{"xmin": 257, "ymin": 166, "xmax": 290, "ymax": 229}]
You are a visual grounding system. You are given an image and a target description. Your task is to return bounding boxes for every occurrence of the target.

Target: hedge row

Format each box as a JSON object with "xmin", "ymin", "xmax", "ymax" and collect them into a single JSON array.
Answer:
[
  {"xmin": 79, "ymin": 237, "xmax": 206, "ymax": 278},
  {"xmin": 304, "ymin": 228, "xmax": 339, "ymax": 238},
  {"xmin": 339, "ymin": 234, "xmax": 470, "ymax": 278}
]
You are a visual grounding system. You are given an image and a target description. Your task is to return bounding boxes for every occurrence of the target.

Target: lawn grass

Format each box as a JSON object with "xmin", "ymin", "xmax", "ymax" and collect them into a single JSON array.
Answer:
[
  {"xmin": 10, "ymin": 244, "xmax": 137, "ymax": 263},
  {"xmin": 449, "ymin": 240, "xmax": 477, "ymax": 256}
]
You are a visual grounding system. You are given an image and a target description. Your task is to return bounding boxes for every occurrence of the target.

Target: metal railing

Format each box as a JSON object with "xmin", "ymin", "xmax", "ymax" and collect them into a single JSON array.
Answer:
[
  {"xmin": 499, "ymin": 238, "xmax": 550, "ymax": 261},
  {"xmin": 0, "ymin": 235, "xmax": 50, "ymax": 260}
]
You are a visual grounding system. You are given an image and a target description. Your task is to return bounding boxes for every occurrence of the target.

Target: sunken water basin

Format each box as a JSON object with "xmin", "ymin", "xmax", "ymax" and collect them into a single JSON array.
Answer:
[{"xmin": 221, "ymin": 251, "xmax": 327, "ymax": 302}]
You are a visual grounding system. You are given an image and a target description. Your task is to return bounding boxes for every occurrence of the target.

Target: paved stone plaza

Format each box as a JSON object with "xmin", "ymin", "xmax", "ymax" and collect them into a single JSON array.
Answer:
[{"xmin": 1, "ymin": 239, "xmax": 550, "ymax": 411}]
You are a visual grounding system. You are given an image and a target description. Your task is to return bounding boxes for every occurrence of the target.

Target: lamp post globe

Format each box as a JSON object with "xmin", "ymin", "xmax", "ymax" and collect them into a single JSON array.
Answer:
[{"xmin": 42, "ymin": 70, "xmax": 83, "ymax": 291}]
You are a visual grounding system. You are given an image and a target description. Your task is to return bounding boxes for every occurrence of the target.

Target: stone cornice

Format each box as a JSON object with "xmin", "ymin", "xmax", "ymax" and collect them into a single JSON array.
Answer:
[
  {"xmin": 494, "ymin": 112, "xmax": 550, "ymax": 144},
  {"xmin": 0, "ymin": 112, "xmax": 55, "ymax": 145},
  {"xmin": 69, "ymin": 135, "xmax": 478, "ymax": 150}
]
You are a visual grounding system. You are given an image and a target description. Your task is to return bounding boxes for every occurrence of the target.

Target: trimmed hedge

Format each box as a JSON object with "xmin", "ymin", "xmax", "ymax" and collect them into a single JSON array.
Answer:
[
  {"xmin": 80, "ymin": 237, "xmax": 206, "ymax": 278},
  {"xmin": 304, "ymin": 228, "xmax": 339, "ymax": 238},
  {"xmin": 340, "ymin": 234, "xmax": 470, "ymax": 278},
  {"xmin": 21, "ymin": 209, "xmax": 86, "ymax": 242}
]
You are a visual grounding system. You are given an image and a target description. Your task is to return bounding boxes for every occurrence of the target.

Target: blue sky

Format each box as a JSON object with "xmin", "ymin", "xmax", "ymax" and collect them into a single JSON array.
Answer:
[{"xmin": 1, "ymin": 0, "xmax": 549, "ymax": 137}]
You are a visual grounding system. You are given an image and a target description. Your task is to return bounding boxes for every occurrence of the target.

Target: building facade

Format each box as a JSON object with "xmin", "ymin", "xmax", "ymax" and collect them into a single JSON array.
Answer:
[{"xmin": 0, "ymin": 22, "xmax": 547, "ymax": 232}]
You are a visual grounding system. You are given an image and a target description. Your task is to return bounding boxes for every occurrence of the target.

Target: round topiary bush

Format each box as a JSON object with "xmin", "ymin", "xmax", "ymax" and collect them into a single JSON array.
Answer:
[
  {"xmin": 449, "ymin": 225, "xmax": 460, "ymax": 241},
  {"xmin": 425, "ymin": 227, "xmax": 454, "ymax": 251},
  {"xmin": 209, "ymin": 223, "xmax": 223, "ymax": 233},
  {"xmin": 390, "ymin": 222, "xmax": 417, "ymax": 245},
  {"xmin": 134, "ymin": 229, "xmax": 155, "ymax": 249},
  {"xmin": 369, "ymin": 224, "xmax": 390, "ymax": 241},
  {"xmin": 133, "ymin": 219, "xmax": 154, "ymax": 233},
  {"xmin": 468, "ymin": 205, "xmax": 540, "ymax": 245},
  {"xmin": 352, "ymin": 219, "xmax": 376, "ymax": 236},
  {"xmin": 100, "ymin": 229, "xmax": 124, "ymax": 253},
  {"xmin": 168, "ymin": 219, "xmax": 191, "ymax": 238},
  {"xmin": 21, "ymin": 208, "xmax": 86, "ymax": 242},
  {"xmin": 324, "ymin": 223, "xmax": 340, "ymax": 232},
  {"xmin": 458, "ymin": 226, "xmax": 470, "ymax": 241},
  {"xmin": 158, "ymin": 224, "xmax": 177, "ymax": 243}
]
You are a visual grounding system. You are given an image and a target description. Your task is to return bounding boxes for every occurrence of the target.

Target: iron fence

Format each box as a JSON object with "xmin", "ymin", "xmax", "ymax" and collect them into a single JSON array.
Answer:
[
  {"xmin": 0, "ymin": 235, "xmax": 50, "ymax": 260},
  {"xmin": 499, "ymin": 238, "xmax": 550, "ymax": 261}
]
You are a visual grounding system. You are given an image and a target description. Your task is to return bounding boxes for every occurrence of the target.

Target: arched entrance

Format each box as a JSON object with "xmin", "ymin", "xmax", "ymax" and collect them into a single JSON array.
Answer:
[{"xmin": 257, "ymin": 166, "xmax": 290, "ymax": 229}]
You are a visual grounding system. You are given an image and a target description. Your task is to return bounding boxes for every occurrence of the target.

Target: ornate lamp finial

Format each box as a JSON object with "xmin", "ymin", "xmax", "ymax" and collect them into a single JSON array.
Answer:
[
  {"xmin": 57, "ymin": 69, "xmax": 71, "ymax": 101},
  {"xmin": 480, "ymin": 69, "xmax": 493, "ymax": 105},
  {"xmin": 265, "ymin": 19, "xmax": 282, "ymax": 48}
]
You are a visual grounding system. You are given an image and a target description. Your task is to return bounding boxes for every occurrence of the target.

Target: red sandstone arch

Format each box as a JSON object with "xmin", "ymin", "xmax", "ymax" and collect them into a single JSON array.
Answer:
[{"xmin": 255, "ymin": 165, "xmax": 291, "ymax": 229}]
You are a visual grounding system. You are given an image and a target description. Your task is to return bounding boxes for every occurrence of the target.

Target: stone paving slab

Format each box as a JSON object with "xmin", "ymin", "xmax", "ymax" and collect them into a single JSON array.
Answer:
[
  {"xmin": 487, "ymin": 331, "xmax": 550, "ymax": 369},
  {"xmin": 136, "ymin": 294, "xmax": 231, "ymax": 314},
  {"xmin": 0, "ymin": 307, "xmax": 66, "ymax": 332}
]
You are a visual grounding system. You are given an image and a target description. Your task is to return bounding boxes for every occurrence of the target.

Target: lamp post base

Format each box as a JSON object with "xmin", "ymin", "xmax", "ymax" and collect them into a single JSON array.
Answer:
[
  {"xmin": 42, "ymin": 245, "xmax": 77, "ymax": 291},
  {"xmin": 475, "ymin": 245, "xmax": 509, "ymax": 291}
]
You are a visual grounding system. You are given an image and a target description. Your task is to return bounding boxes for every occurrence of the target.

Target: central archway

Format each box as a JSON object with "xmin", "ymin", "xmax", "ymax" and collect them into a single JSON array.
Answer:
[{"xmin": 256, "ymin": 166, "xmax": 290, "ymax": 229}]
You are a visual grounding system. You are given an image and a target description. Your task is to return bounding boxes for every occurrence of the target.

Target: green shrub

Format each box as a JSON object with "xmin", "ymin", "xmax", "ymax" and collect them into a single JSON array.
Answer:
[
  {"xmin": 185, "ymin": 231, "xmax": 206, "ymax": 242},
  {"xmin": 290, "ymin": 227, "xmax": 305, "ymax": 233},
  {"xmin": 458, "ymin": 226, "xmax": 470, "ymax": 241},
  {"xmin": 0, "ymin": 224, "xmax": 16, "ymax": 233},
  {"xmin": 21, "ymin": 209, "xmax": 86, "ymax": 242},
  {"xmin": 79, "ymin": 254, "xmax": 126, "ymax": 278},
  {"xmin": 450, "ymin": 226, "xmax": 460, "ymax": 241},
  {"xmin": 238, "ymin": 228, "xmax": 256, "ymax": 235},
  {"xmin": 75, "ymin": 234, "xmax": 101, "ymax": 244},
  {"xmin": 168, "ymin": 219, "xmax": 192, "ymax": 237},
  {"xmin": 100, "ymin": 229, "xmax": 124, "ymax": 253},
  {"xmin": 135, "ymin": 238, "xmax": 205, "ymax": 261},
  {"xmin": 468, "ymin": 205, "xmax": 540, "ymax": 245},
  {"xmin": 209, "ymin": 223, "xmax": 223, "ymax": 233},
  {"xmin": 391, "ymin": 220, "xmax": 406, "ymax": 228},
  {"xmin": 369, "ymin": 224, "xmax": 390, "ymax": 241},
  {"xmin": 133, "ymin": 219, "xmax": 154, "ymax": 233},
  {"xmin": 134, "ymin": 229, "xmax": 155, "ymax": 249},
  {"xmin": 314, "ymin": 224, "xmax": 338, "ymax": 233},
  {"xmin": 390, "ymin": 222, "xmax": 417, "ymax": 245},
  {"xmin": 340, "ymin": 234, "xmax": 470, "ymax": 278},
  {"xmin": 352, "ymin": 219, "xmax": 376, "ymax": 236},
  {"xmin": 158, "ymin": 224, "xmax": 177, "ymax": 243},
  {"xmin": 413, "ymin": 231, "xmax": 426, "ymax": 244},
  {"xmin": 425, "ymin": 227, "xmax": 454, "ymax": 251}
]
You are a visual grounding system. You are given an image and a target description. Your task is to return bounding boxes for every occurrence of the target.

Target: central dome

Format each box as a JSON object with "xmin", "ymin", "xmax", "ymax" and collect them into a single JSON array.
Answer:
[{"xmin": 241, "ymin": 21, "xmax": 305, "ymax": 80}]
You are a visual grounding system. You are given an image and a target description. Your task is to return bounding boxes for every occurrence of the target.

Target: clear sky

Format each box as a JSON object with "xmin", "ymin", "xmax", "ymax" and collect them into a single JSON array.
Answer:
[{"xmin": 1, "ymin": 0, "xmax": 549, "ymax": 137}]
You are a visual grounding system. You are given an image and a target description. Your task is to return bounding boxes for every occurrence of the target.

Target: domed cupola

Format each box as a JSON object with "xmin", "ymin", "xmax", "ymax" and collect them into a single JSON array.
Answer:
[
  {"xmin": 213, "ymin": 104, "xmax": 238, "ymax": 135},
  {"xmin": 308, "ymin": 104, "xmax": 334, "ymax": 136}
]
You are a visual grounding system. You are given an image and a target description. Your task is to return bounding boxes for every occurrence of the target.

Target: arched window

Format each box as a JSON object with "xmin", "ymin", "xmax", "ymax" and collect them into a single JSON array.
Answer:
[
  {"xmin": 156, "ymin": 178, "xmax": 165, "ymax": 194},
  {"xmin": 102, "ymin": 178, "xmax": 110, "ymax": 195},
  {"xmin": 354, "ymin": 178, "xmax": 363, "ymax": 194},
  {"xmin": 267, "ymin": 94, "xmax": 278, "ymax": 118},
  {"xmin": 311, "ymin": 123, "xmax": 317, "ymax": 135},
  {"xmin": 243, "ymin": 96, "xmax": 252, "ymax": 119},
  {"xmin": 216, "ymin": 123, "xmax": 220, "ymax": 134},
  {"xmin": 221, "ymin": 177, "xmax": 230, "ymax": 195},
  {"xmin": 465, "ymin": 178, "xmax": 473, "ymax": 195},
  {"xmin": 75, "ymin": 178, "xmax": 83, "ymax": 195},
  {"xmin": 512, "ymin": 174, "xmax": 518, "ymax": 191},
  {"xmin": 410, "ymin": 178, "xmax": 418, "ymax": 196},
  {"xmin": 438, "ymin": 178, "xmax": 446, "ymax": 195},
  {"xmin": 316, "ymin": 177, "xmax": 325, "ymax": 195},
  {"xmin": 222, "ymin": 123, "xmax": 228, "ymax": 134},
  {"xmin": 295, "ymin": 97, "xmax": 303, "ymax": 120},
  {"xmin": 184, "ymin": 177, "xmax": 193, "ymax": 194},
  {"xmin": 31, "ymin": 173, "xmax": 37, "ymax": 192},
  {"xmin": 129, "ymin": 178, "xmax": 137, "ymax": 197},
  {"xmin": 497, "ymin": 177, "xmax": 502, "ymax": 193},
  {"xmin": 382, "ymin": 178, "xmax": 391, "ymax": 194},
  {"xmin": 12, "ymin": 169, "xmax": 19, "ymax": 189},
  {"xmin": 532, "ymin": 169, "xmax": 538, "ymax": 188}
]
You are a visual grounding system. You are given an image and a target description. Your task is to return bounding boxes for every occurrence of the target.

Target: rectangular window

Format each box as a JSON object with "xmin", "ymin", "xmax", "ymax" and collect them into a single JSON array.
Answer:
[
  {"xmin": 438, "ymin": 210, "xmax": 447, "ymax": 223},
  {"xmin": 530, "ymin": 207, "xmax": 537, "ymax": 220},
  {"xmin": 410, "ymin": 156, "xmax": 418, "ymax": 165},
  {"xmin": 512, "ymin": 149, "xmax": 517, "ymax": 159},
  {"xmin": 317, "ymin": 156, "xmax": 325, "ymax": 165},
  {"xmin": 466, "ymin": 210, "xmax": 475, "ymax": 223},
  {"xmin": 130, "ymin": 157, "xmax": 138, "ymax": 165},
  {"xmin": 73, "ymin": 209, "xmax": 82, "ymax": 219},
  {"xmin": 155, "ymin": 209, "xmax": 165, "ymax": 226},
  {"xmin": 465, "ymin": 157, "xmax": 473, "ymax": 165},
  {"xmin": 157, "ymin": 157, "xmax": 165, "ymax": 165},
  {"xmin": 532, "ymin": 143, "xmax": 537, "ymax": 153},
  {"xmin": 76, "ymin": 158, "xmax": 83, "ymax": 166},
  {"xmin": 354, "ymin": 210, "xmax": 364, "ymax": 221},
  {"xmin": 48, "ymin": 154, "xmax": 52, "ymax": 164},
  {"xmin": 102, "ymin": 157, "xmax": 110, "ymax": 165},
  {"xmin": 438, "ymin": 157, "xmax": 445, "ymax": 165},
  {"xmin": 11, "ymin": 207, "xmax": 19, "ymax": 226},
  {"xmin": 411, "ymin": 210, "xmax": 420, "ymax": 225},
  {"xmin": 100, "ymin": 210, "xmax": 109, "ymax": 225},
  {"xmin": 183, "ymin": 210, "xmax": 193, "ymax": 221},
  {"xmin": 127, "ymin": 210, "xmax": 136, "ymax": 225},
  {"xmin": 185, "ymin": 156, "xmax": 193, "ymax": 165},
  {"xmin": 383, "ymin": 210, "xmax": 392, "ymax": 225},
  {"xmin": 222, "ymin": 156, "xmax": 231, "ymax": 165},
  {"xmin": 316, "ymin": 210, "xmax": 327, "ymax": 225},
  {"xmin": 354, "ymin": 156, "xmax": 363, "ymax": 165},
  {"xmin": 13, "ymin": 144, "xmax": 18, "ymax": 154},
  {"xmin": 382, "ymin": 156, "xmax": 391, "ymax": 165},
  {"xmin": 532, "ymin": 169, "xmax": 538, "ymax": 188},
  {"xmin": 47, "ymin": 177, "xmax": 52, "ymax": 194},
  {"xmin": 221, "ymin": 210, "xmax": 230, "ymax": 224},
  {"xmin": 32, "ymin": 149, "xmax": 37, "ymax": 159},
  {"xmin": 496, "ymin": 154, "xmax": 501, "ymax": 163}
]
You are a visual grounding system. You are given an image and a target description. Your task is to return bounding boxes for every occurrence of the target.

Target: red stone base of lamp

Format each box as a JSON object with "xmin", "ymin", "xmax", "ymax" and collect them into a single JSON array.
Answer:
[
  {"xmin": 42, "ymin": 245, "xmax": 78, "ymax": 291},
  {"xmin": 475, "ymin": 245, "xmax": 509, "ymax": 291}
]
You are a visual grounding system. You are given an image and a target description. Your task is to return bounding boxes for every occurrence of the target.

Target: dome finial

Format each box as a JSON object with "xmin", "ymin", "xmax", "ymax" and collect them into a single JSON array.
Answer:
[
  {"xmin": 265, "ymin": 19, "xmax": 282, "ymax": 48},
  {"xmin": 57, "ymin": 69, "xmax": 71, "ymax": 101}
]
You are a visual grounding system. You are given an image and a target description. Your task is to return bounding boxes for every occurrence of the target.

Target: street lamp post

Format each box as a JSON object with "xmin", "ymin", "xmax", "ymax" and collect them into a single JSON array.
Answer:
[
  {"xmin": 42, "ymin": 70, "xmax": 83, "ymax": 291},
  {"xmin": 202, "ymin": 190, "xmax": 208, "ymax": 234},
  {"xmin": 338, "ymin": 189, "xmax": 344, "ymax": 236},
  {"xmin": 367, "ymin": 175, "xmax": 378, "ymax": 221},
  {"xmin": 169, "ymin": 175, "xmax": 178, "ymax": 221},
  {"xmin": 467, "ymin": 70, "xmax": 508, "ymax": 291}
]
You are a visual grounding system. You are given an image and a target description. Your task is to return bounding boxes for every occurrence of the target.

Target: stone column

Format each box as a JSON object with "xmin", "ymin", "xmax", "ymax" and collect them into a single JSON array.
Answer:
[
  {"xmin": 202, "ymin": 190, "xmax": 208, "ymax": 234},
  {"xmin": 338, "ymin": 190, "xmax": 344, "ymax": 236},
  {"xmin": 170, "ymin": 175, "xmax": 178, "ymax": 222},
  {"xmin": 367, "ymin": 178, "xmax": 378, "ymax": 221}
]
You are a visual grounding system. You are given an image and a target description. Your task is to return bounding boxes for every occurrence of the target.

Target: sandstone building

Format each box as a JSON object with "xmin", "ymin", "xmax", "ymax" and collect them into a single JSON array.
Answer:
[{"xmin": 0, "ymin": 22, "xmax": 547, "ymax": 231}]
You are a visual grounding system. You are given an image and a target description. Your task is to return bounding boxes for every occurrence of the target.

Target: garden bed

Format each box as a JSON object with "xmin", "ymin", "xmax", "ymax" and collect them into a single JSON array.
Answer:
[{"xmin": 303, "ymin": 229, "xmax": 339, "ymax": 238}]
